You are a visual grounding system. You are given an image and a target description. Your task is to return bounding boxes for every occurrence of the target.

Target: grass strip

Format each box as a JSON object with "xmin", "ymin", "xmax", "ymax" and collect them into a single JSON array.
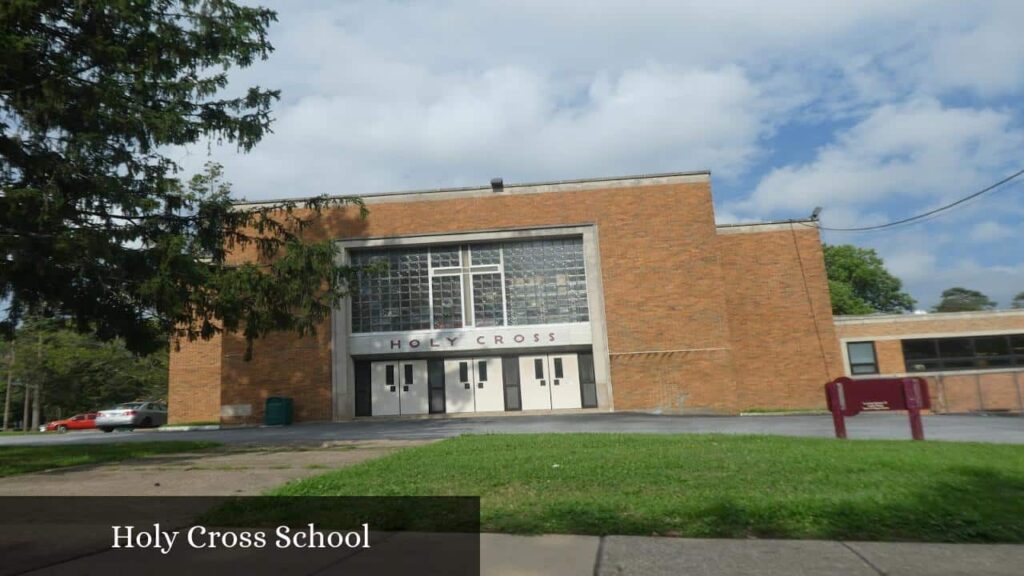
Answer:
[
  {"xmin": 0, "ymin": 441, "xmax": 220, "ymax": 477},
  {"xmin": 273, "ymin": 434, "xmax": 1024, "ymax": 542}
]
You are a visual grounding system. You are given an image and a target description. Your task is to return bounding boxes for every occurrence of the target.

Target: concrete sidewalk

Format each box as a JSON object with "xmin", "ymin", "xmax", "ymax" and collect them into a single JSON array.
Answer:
[{"xmin": 482, "ymin": 534, "xmax": 1024, "ymax": 576}]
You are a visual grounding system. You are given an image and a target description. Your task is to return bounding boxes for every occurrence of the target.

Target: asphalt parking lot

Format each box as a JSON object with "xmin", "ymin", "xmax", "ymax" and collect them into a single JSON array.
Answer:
[{"xmin": 1, "ymin": 411, "xmax": 1021, "ymax": 447}]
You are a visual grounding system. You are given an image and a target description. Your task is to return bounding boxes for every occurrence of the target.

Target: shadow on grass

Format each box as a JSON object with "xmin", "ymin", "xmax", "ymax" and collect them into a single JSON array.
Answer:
[
  {"xmin": 200, "ymin": 496, "xmax": 480, "ymax": 534},
  {"xmin": 485, "ymin": 466, "xmax": 1024, "ymax": 543}
]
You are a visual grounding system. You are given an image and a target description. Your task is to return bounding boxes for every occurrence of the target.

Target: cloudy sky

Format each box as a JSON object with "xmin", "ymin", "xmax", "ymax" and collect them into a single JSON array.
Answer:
[{"xmin": 181, "ymin": 0, "xmax": 1024, "ymax": 310}]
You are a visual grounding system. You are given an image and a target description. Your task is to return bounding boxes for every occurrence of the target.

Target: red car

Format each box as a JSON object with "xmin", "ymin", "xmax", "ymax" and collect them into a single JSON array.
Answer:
[{"xmin": 44, "ymin": 413, "xmax": 98, "ymax": 433}]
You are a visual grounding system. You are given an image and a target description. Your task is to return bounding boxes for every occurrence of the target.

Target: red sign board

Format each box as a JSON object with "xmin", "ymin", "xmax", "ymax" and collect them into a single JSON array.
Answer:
[{"xmin": 825, "ymin": 377, "xmax": 930, "ymax": 440}]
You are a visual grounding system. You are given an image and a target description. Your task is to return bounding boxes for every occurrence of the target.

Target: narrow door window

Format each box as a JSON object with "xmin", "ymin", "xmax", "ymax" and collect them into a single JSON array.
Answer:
[
  {"xmin": 404, "ymin": 363, "xmax": 414, "ymax": 385},
  {"xmin": 553, "ymin": 357, "xmax": 564, "ymax": 379},
  {"xmin": 477, "ymin": 360, "xmax": 488, "ymax": 381},
  {"xmin": 534, "ymin": 358, "xmax": 544, "ymax": 379},
  {"xmin": 385, "ymin": 365, "xmax": 395, "ymax": 385},
  {"xmin": 459, "ymin": 362, "xmax": 469, "ymax": 382}
]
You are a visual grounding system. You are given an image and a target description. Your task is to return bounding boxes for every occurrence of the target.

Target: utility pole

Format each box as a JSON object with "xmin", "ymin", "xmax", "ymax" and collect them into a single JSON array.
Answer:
[{"xmin": 2, "ymin": 344, "xmax": 13, "ymax": 431}]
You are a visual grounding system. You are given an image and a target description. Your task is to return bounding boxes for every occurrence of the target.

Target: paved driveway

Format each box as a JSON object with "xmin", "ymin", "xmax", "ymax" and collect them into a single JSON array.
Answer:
[{"xmin": 2, "ymin": 412, "xmax": 1021, "ymax": 447}]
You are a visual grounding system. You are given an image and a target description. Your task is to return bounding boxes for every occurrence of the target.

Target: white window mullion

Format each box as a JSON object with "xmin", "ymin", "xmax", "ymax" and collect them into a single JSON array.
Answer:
[
  {"xmin": 499, "ymin": 245, "xmax": 508, "ymax": 327},
  {"xmin": 427, "ymin": 247, "xmax": 434, "ymax": 329}
]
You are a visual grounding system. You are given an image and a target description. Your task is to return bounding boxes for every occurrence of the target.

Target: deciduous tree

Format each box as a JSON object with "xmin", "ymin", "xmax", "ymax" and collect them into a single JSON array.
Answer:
[
  {"xmin": 933, "ymin": 287, "xmax": 997, "ymax": 313},
  {"xmin": 1, "ymin": 1, "xmax": 364, "ymax": 358},
  {"xmin": 823, "ymin": 244, "xmax": 915, "ymax": 315},
  {"xmin": 1012, "ymin": 291, "xmax": 1024, "ymax": 309}
]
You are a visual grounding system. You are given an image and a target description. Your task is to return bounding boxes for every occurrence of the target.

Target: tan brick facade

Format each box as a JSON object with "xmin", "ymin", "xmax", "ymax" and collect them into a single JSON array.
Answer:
[
  {"xmin": 718, "ymin": 223, "xmax": 843, "ymax": 411},
  {"xmin": 168, "ymin": 172, "xmax": 844, "ymax": 422},
  {"xmin": 167, "ymin": 332, "xmax": 222, "ymax": 424},
  {"xmin": 834, "ymin": 310, "xmax": 1024, "ymax": 413}
]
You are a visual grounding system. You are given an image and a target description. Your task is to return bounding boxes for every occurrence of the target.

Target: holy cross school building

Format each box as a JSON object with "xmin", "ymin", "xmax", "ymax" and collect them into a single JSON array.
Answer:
[{"xmin": 168, "ymin": 171, "xmax": 1024, "ymax": 424}]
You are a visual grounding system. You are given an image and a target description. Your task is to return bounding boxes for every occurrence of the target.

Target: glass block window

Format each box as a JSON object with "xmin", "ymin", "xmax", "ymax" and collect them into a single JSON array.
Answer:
[
  {"xmin": 470, "ymin": 244, "xmax": 501, "ymax": 266},
  {"xmin": 430, "ymin": 246, "xmax": 461, "ymax": 268},
  {"xmin": 503, "ymin": 238, "xmax": 589, "ymax": 326},
  {"xmin": 472, "ymin": 273, "xmax": 505, "ymax": 327},
  {"xmin": 431, "ymin": 275, "xmax": 463, "ymax": 329},
  {"xmin": 349, "ymin": 237, "xmax": 588, "ymax": 333},
  {"xmin": 350, "ymin": 249, "xmax": 430, "ymax": 332}
]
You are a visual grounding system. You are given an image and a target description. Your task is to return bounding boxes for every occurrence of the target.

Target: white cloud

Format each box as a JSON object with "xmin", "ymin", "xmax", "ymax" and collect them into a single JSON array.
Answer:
[
  {"xmin": 186, "ymin": 64, "xmax": 776, "ymax": 198},
  {"xmin": 969, "ymin": 221, "xmax": 1016, "ymax": 243},
  {"xmin": 197, "ymin": 0, "xmax": 1024, "ymax": 199},
  {"xmin": 736, "ymin": 99, "xmax": 1024, "ymax": 218},
  {"xmin": 906, "ymin": 259, "xmax": 1024, "ymax": 310},
  {"xmin": 179, "ymin": 1, "xmax": 1024, "ymax": 306}
]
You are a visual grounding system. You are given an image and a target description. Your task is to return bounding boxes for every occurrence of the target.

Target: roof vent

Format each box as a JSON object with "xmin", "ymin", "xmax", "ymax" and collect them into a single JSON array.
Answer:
[{"xmin": 490, "ymin": 177, "xmax": 504, "ymax": 192}]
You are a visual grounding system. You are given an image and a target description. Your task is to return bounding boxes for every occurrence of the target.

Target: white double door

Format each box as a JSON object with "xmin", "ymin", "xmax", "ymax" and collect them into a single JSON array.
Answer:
[
  {"xmin": 444, "ymin": 357, "xmax": 505, "ymax": 413},
  {"xmin": 518, "ymin": 354, "xmax": 581, "ymax": 411},
  {"xmin": 370, "ymin": 360, "xmax": 428, "ymax": 416}
]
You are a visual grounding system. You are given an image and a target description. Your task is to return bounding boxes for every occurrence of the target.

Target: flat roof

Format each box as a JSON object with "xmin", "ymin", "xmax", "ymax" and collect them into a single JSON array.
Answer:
[
  {"xmin": 233, "ymin": 169, "xmax": 711, "ymax": 207},
  {"xmin": 834, "ymin": 309, "xmax": 1024, "ymax": 325},
  {"xmin": 715, "ymin": 219, "xmax": 819, "ymax": 234}
]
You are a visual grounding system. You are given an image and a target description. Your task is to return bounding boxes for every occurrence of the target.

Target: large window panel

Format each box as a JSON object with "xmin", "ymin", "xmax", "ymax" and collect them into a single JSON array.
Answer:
[
  {"xmin": 1012, "ymin": 335, "xmax": 1024, "ymax": 360},
  {"xmin": 350, "ymin": 249, "xmax": 430, "ymax": 332},
  {"xmin": 472, "ymin": 273, "xmax": 504, "ymax": 327},
  {"xmin": 902, "ymin": 334, "xmax": 1024, "ymax": 372},
  {"xmin": 350, "ymin": 237, "xmax": 589, "ymax": 333},
  {"xmin": 431, "ymin": 275, "xmax": 463, "ymax": 329},
  {"xmin": 503, "ymin": 238, "xmax": 589, "ymax": 326}
]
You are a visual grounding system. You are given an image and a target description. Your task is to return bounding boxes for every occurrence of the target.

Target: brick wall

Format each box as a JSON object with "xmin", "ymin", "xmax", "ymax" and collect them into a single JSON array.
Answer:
[
  {"xmin": 718, "ymin": 224, "xmax": 842, "ymax": 411},
  {"xmin": 834, "ymin": 310, "xmax": 1024, "ymax": 413},
  {"xmin": 167, "ymin": 174, "xmax": 848, "ymax": 421},
  {"xmin": 167, "ymin": 333, "xmax": 222, "ymax": 424}
]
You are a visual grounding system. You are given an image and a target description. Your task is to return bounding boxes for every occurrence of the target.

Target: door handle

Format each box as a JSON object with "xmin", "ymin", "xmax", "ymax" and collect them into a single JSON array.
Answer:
[
  {"xmin": 477, "ymin": 382, "xmax": 484, "ymax": 388},
  {"xmin": 554, "ymin": 379, "xmax": 560, "ymax": 386},
  {"xmin": 464, "ymin": 382, "xmax": 470, "ymax": 389},
  {"xmin": 389, "ymin": 386, "xmax": 396, "ymax": 393},
  {"xmin": 403, "ymin": 385, "xmax": 409, "ymax": 392},
  {"xmin": 540, "ymin": 380, "xmax": 546, "ymax": 386}
]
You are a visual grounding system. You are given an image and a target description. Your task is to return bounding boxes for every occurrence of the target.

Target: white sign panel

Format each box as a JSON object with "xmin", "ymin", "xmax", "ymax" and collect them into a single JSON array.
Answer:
[{"xmin": 348, "ymin": 323, "xmax": 592, "ymax": 356}]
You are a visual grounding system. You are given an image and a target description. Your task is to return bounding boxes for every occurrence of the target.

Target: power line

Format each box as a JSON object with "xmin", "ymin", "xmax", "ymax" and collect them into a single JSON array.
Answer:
[{"xmin": 807, "ymin": 167, "xmax": 1024, "ymax": 232}]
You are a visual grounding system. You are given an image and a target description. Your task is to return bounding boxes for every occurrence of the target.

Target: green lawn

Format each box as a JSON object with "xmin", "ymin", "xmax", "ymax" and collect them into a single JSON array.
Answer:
[
  {"xmin": 273, "ymin": 434, "xmax": 1024, "ymax": 543},
  {"xmin": 0, "ymin": 441, "xmax": 220, "ymax": 477}
]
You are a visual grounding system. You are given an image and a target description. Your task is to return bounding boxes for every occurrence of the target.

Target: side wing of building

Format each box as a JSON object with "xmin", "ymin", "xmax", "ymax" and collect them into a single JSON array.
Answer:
[{"xmin": 835, "ymin": 311, "xmax": 1024, "ymax": 413}]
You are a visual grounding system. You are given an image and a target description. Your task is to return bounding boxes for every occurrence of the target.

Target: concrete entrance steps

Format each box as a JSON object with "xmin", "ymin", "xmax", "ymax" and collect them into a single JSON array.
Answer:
[{"xmin": 481, "ymin": 534, "xmax": 1024, "ymax": 576}]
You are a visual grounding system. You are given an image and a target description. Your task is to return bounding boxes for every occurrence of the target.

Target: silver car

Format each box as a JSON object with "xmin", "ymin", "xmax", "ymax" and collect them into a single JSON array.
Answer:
[{"xmin": 96, "ymin": 402, "xmax": 167, "ymax": 432}]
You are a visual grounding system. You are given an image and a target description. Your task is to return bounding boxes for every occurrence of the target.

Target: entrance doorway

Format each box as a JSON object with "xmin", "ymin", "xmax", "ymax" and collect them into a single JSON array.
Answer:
[
  {"xmin": 370, "ymin": 360, "xmax": 428, "ymax": 416},
  {"xmin": 518, "ymin": 353, "xmax": 582, "ymax": 410},
  {"xmin": 443, "ymin": 357, "xmax": 505, "ymax": 413}
]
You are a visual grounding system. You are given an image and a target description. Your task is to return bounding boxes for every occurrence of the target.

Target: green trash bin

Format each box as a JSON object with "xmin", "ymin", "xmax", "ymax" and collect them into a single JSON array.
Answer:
[{"xmin": 264, "ymin": 396, "xmax": 293, "ymax": 426}]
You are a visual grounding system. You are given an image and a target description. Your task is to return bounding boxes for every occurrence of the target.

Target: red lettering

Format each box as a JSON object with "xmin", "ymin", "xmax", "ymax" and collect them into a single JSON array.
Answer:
[
  {"xmin": 548, "ymin": 332, "xmax": 555, "ymax": 342},
  {"xmin": 513, "ymin": 334, "xmax": 525, "ymax": 343},
  {"xmin": 494, "ymin": 335, "xmax": 504, "ymax": 344},
  {"xmin": 533, "ymin": 333, "xmax": 540, "ymax": 342}
]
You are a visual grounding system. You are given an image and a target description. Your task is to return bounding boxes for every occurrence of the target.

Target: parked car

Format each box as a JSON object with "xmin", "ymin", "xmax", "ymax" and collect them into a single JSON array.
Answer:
[
  {"xmin": 96, "ymin": 402, "xmax": 167, "ymax": 432},
  {"xmin": 43, "ymin": 413, "xmax": 98, "ymax": 433}
]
